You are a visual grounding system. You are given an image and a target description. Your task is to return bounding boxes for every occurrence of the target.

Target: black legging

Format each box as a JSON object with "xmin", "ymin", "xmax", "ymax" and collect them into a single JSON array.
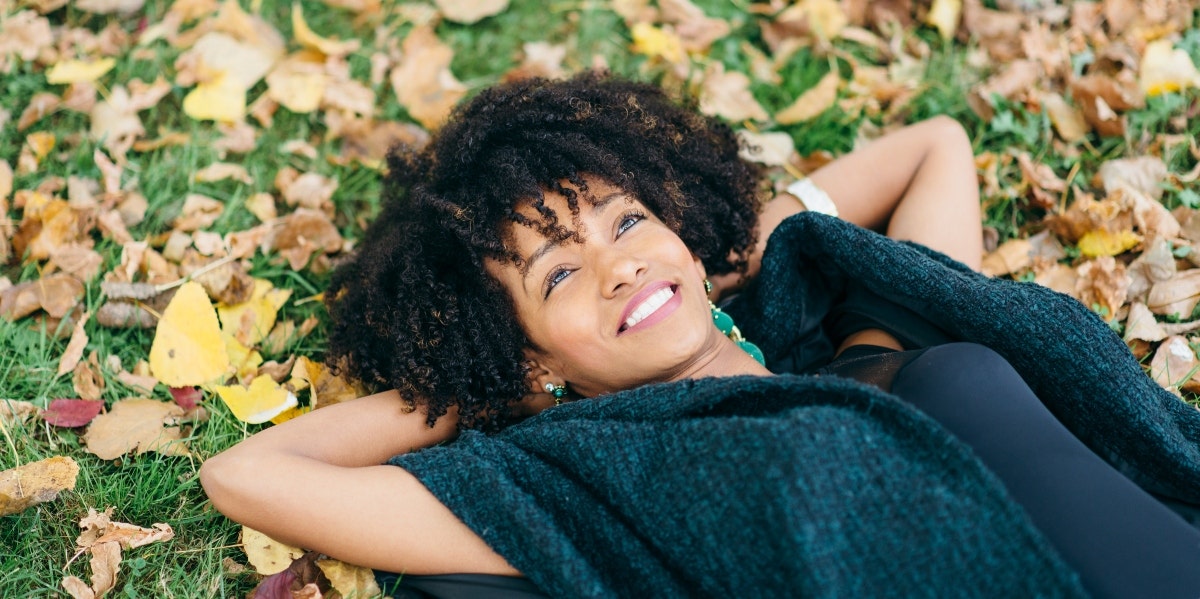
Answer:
[{"xmin": 851, "ymin": 343, "xmax": 1200, "ymax": 599}]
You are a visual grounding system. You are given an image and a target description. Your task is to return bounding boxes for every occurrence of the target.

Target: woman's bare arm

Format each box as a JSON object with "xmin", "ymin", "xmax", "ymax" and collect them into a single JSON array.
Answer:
[
  {"xmin": 711, "ymin": 115, "xmax": 982, "ymax": 298},
  {"xmin": 199, "ymin": 391, "xmax": 520, "ymax": 575}
]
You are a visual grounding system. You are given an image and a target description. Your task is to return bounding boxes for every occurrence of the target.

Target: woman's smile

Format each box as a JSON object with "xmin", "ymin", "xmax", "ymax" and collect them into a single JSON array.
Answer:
[{"xmin": 618, "ymin": 283, "xmax": 681, "ymax": 335}]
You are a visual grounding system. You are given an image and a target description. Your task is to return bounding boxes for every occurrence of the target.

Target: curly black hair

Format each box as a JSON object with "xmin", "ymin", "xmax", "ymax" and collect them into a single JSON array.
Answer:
[{"xmin": 325, "ymin": 72, "xmax": 764, "ymax": 430}]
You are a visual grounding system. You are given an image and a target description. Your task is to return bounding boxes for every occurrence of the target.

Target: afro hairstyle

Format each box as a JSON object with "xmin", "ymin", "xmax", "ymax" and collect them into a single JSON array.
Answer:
[{"xmin": 324, "ymin": 72, "xmax": 764, "ymax": 431}]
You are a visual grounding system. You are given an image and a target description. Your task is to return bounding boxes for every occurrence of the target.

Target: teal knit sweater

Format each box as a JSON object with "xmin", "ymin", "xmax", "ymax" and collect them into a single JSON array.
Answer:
[{"xmin": 391, "ymin": 213, "xmax": 1200, "ymax": 597}]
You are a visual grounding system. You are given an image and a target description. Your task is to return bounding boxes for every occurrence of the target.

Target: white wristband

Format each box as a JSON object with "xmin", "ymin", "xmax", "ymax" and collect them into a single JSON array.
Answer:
[{"xmin": 785, "ymin": 178, "xmax": 839, "ymax": 218}]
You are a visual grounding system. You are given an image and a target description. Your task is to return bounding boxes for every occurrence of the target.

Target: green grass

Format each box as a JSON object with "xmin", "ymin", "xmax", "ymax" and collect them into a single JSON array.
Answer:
[{"xmin": 1, "ymin": 0, "xmax": 1198, "ymax": 596}]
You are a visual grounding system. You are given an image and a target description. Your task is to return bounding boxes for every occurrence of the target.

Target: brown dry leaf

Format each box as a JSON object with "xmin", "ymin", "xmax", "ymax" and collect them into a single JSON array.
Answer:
[
  {"xmin": 194, "ymin": 162, "xmax": 253, "ymax": 185},
  {"xmin": 1069, "ymin": 74, "xmax": 1141, "ymax": 138},
  {"xmin": 1075, "ymin": 256, "xmax": 1130, "ymax": 316},
  {"xmin": 0, "ymin": 456, "xmax": 80, "ymax": 516},
  {"xmin": 75, "ymin": 0, "xmax": 144, "ymax": 14},
  {"xmin": 1127, "ymin": 238, "xmax": 1177, "ymax": 301},
  {"xmin": 244, "ymin": 193, "xmax": 277, "ymax": 222},
  {"xmin": 294, "ymin": 356, "xmax": 364, "ymax": 409},
  {"xmin": 969, "ymin": 60, "xmax": 1040, "ymax": 119},
  {"xmin": 83, "ymin": 399, "xmax": 189, "ymax": 460},
  {"xmin": 48, "ymin": 244, "xmax": 105, "ymax": 282},
  {"xmin": 277, "ymin": 169, "xmax": 337, "ymax": 212},
  {"xmin": 961, "ymin": 0, "xmax": 1023, "ymax": 60},
  {"xmin": 0, "ymin": 273, "xmax": 85, "ymax": 321},
  {"xmin": 699, "ymin": 63, "xmax": 768, "ymax": 122},
  {"xmin": 0, "ymin": 12, "xmax": 53, "ymax": 74},
  {"xmin": 502, "ymin": 41, "xmax": 568, "ymax": 82},
  {"xmin": 18, "ymin": 93, "xmax": 60, "ymax": 131},
  {"xmin": 173, "ymin": 193, "xmax": 225, "ymax": 231},
  {"xmin": 776, "ymin": 70, "xmax": 840, "ymax": 124},
  {"xmin": 1033, "ymin": 262, "xmax": 1078, "ymax": 296},
  {"xmin": 1040, "ymin": 92, "xmax": 1088, "ymax": 143},
  {"xmin": 1124, "ymin": 302, "xmax": 1168, "ymax": 343},
  {"xmin": 57, "ymin": 311, "xmax": 91, "ymax": 376},
  {"xmin": 1149, "ymin": 335, "xmax": 1198, "ymax": 394},
  {"xmin": 659, "ymin": 0, "xmax": 730, "ymax": 52},
  {"xmin": 242, "ymin": 526, "xmax": 305, "ymax": 575},
  {"xmin": 389, "ymin": 25, "xmax": 467, "ymax": 130},
  {"xmin": 434, "ymin": 0, "xmax": 508, "ymax": 24},
  {"xmin": 266, "ymin": 53, "xmax": 327, "ymax": 114},
  {"xmin": 269, "ymin": 208, "xmax": 344, "ymax": 270},
  {"xmin": 1148, "ymin": 269, "xmax": 1200, "ymax": 317},
  {"xmin": 74, "ymin": 351, "xmax": 106, "ymax": 401},
  {"xmin": 76, "ymin": 506, "xmax": 175, "ymax": 549},
  {"xmin": 981, "ymin": 238, "xmax": 1032, "ymax": 277},
  {"xmin": 736, "ymin": 130, "xmax": 796, "ymax": 167},
  {"xmin": 0, "ymin": 399, "xmax": 42, "ymax": 431},
  {"xmin": 292, "ymin": 4, "xmax": 360, "ymax": 57},
  {"xmin": 1097, "ymin": 156, "xmax": 1168, "ymax": 200},
  {"xmin": 332, "ymin": 115, "xmax": 429, "ymax": 167},
  {"xmin": 213, "ymin": 121, "xmax": 259, "ymax": 157}
]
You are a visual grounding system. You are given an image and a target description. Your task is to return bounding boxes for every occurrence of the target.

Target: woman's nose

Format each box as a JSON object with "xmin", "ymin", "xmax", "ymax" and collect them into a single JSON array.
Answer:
[{"xmin": 597, "ymin": 247, "xmax": 647, "ymax": 298}]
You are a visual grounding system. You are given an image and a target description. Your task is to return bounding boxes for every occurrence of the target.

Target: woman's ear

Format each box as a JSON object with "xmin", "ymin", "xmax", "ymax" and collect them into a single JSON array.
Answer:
[{"xmin": 522, "ymin": 349, "xmax": 565, "ymax": 395}]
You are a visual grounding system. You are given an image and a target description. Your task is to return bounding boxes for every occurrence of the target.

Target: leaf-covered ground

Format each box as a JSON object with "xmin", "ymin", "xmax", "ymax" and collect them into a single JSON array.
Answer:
[{"xmin": 1, "ymin": 0, "xmax": 1199, "ymax": 596}]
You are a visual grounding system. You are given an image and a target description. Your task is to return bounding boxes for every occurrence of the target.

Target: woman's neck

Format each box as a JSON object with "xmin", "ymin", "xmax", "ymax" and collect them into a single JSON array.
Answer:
[{"xmin": 670, "ymin": 336, "xmax": 772, "ymax": 382}]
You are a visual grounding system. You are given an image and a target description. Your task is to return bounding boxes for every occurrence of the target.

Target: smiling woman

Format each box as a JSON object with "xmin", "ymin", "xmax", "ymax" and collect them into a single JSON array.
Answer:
[{"xmin": 200, "ymin": 73, "xmax": 1200, "ymax": 598}]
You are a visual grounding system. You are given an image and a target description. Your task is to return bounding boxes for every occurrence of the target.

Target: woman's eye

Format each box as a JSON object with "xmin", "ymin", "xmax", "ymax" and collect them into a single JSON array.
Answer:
[
  {"xmin": 545, "ymin": 268, "xmax": 570, "ymax": 297},
  {"xmin": 617, "ymin": 212, "xmax": 645, "ymax": 235}
]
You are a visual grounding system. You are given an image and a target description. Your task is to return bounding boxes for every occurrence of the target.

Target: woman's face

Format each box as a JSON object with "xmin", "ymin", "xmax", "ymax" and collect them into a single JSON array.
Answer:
[{"xmin": 487, "ymin": 177, "xmax": 726, "ymax": 397}]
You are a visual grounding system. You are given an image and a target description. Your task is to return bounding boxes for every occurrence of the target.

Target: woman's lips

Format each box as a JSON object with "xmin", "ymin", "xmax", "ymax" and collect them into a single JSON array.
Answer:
[{"xmin": 618, "ymin": 283, "xmax": 681, "ymax": 335}]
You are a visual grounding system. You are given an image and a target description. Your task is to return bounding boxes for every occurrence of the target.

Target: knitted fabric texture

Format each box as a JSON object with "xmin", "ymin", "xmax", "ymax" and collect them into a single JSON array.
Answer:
[{"xmin": 390, "ymin": 213, "xmax": 1200, "ymax": 597}]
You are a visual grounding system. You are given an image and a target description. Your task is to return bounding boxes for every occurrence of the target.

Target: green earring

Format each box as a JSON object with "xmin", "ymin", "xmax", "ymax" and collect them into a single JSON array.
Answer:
[
  {"xmin": 705, "ymin": 280, "xmax": 765, "ymax": 366},
  {"xmin": 544, "ymin": 382, "xmax": 567, "ymax": 405}
]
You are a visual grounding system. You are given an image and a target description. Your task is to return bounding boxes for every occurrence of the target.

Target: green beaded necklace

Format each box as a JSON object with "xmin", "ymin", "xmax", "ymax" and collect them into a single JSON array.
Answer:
[{"xmin": 709, "ymin": 301, "xmax": 765, "ymax": 366}]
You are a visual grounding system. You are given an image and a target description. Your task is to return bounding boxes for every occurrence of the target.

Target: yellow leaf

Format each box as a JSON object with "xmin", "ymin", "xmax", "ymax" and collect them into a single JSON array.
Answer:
[
  {"xmin": 149, "ymin": 281, "xmax": 230, "ymax": 387},
  {"xmin": 46, "ymin": 58, "xmax": 116, "ymax": 84},
  {"xmin": 265, "ymin": 55, "xmax": 327, "ymax": 114},
  {"xmin": 1077, "ymin": 229, "xmax": 1140, "ymax": 258},
  {"xmin": 775, "ymin": 71, "xmax": 840, "ymax": 124},
  {"xmin": 182, "ymin": 73, "xmax": 246, "ymax": 122},
  {"xmin": 242, "ymin": 526, "xmax": 303, "ymax": 575},
  {"xmin": 218, "ymin": 279, "xmax": 292, "ymax": 347},
  {"xmin": 222, "ymin": 333, "xmax": 264, "ymax": 381},
  {"xmin": 630, "ymin": 22, "xmax": 686, "ymax": 64},
  {"xmin": 434, "ymin": 0, "xmax": 508, "ymax": 24},
  {"xmin": 1139, "ymin": 39, "xmax": 1200, "ymax": 97},
  {"xmin": 925, "ymin": 0, "xmax": 961, "ymax": 40},
  {"xmin": 291, "ymin": 3, "xmax": 360, "ymax": 57},
  {"xmin": 316, "ymin": 558, "xmax": 383, "ymax": 597},
  {"xmin": 269, "ymin": 404, "xmax": 309, "ymax": 425},
  {"xmin": 26, "ymin": 131, "xmax": 56, "ymax": 161},
  {"xmin": 214, "ymin": 375, "xmax": 297, "ymax": 424},
  {"xmin": 0, "ymin": 456, "xmax": 79, "ymax": 516}
]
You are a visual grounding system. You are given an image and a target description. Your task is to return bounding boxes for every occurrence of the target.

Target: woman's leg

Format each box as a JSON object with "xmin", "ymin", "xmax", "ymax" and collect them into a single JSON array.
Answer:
[{"xmin": 890, "ymin": 343, "xmax": 1200, "ymax": 599}]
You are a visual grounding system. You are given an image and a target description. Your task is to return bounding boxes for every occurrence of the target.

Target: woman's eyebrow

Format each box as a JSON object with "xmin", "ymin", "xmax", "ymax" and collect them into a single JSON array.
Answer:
[{"xmin": 519, "ymin": 191, "xmax": 631, "ymax": 287}]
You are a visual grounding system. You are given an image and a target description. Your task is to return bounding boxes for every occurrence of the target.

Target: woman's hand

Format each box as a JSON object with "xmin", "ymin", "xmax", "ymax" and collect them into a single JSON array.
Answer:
[{"xmin": 710, "ymin": 116, "xmax": 982, "ymax": 298}]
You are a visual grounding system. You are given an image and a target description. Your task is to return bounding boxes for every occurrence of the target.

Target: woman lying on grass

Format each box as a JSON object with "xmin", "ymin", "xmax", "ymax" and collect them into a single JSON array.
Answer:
[{"xmin": 201, "ymin": 73, "xmax": 1200, "ymax": 598}]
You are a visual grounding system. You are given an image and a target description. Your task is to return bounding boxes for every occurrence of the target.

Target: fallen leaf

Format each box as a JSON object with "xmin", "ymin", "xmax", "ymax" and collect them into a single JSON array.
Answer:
[
  {"xmin": 630, "ymin": 22, "xmax": 687, "ymax": 64},
  {"xmin": 46, "ymin": 58, "xmax": 116, "ymax": 85},
  {"xmin": 1140, "ymin": 39, "xmax": 1200, "ymax": 97},
  {"xmin": 1075, "ymin": 256, "xmax": 1130, "ymax": 316},
  {"xmin": 1148, "ymin": 269, "xmax": 1200, "ymax": 317},
  {"xmin": 1097, "ymin": 156, "xmax": 1169, "ymax": 200},
  {"xmin": 169, "ymin": 387, "xmax": 202, "ymax": 411},
  {"xmin": 1149, "ymin": 335, "xmax": 1198, "ymax": 393},
  {"xmin": 659, "ymin": 0, "xmax": 730, "ymax": 52},
  {"xmin": 776, "ymin": 71, "xmax": 840, "ymax": 124},
  {"xmin": 218, "ymin": 279, "xmax": 292, "ymax": 346},
  {"xmin": 389, "ymin": 26, "xmax": 467, "ymax": 130},
  {"xmin": 83, "ymin": 399, "xmax": 189, "ymax": 460},
  {"xmin": 502, "ymin": 41, "xmax": 568, "ymax": 82},
  {"xmin": 57, "ymin": 311, "xmax": 91, "ymax": 376},
  {"xmin": 74, "ymin": 352, "xmax": 106, "ymax": 401},
  {"xmin": 44, "ymin": 399, "xmax": 106, "ymax": 428},
  {"xmin": 699, "ymin": 63, "xmax": 768, "ymax": 122},
  {"xmin": 981, "ymin": 238, "xmax": 1032, "ymax": 276},
  {"xmin": 266, "ymin": 54, "xmax": 327, "ymax": 114},
  {"xmin": 292, "ymin": 3, "xmax": 360, "ymax": 56},
  {"xmin": 925, "ymin": 0, "xmax": 961, "ymax": 40},
  {"xmin": 242, "ymin": 526, "xmax": 305, "ymax": 575},
  {"xmin": 148, "ymin": 281, "xmax": 231, "ymax": 387},
  {"xmin": 1077, "ymin": 229, "xmax": 1140, "ymax": 258},
  {"xmin": 182, "ymin": 72, "xmax": 247, "ymax": 122},
  {"xmin": 214, "ymin": 375, "xmax": 297, "ymax": 424},
  {"xmin": 244, "ymin": 193, "xmax": 277, "ymax": 222},
  {"xmin": 1124, "ymin": 302, "xmax": 1167, "ymax": 343},
  {"xmin": 0, "ymin": 273, "xmax": 85, "ymax": 321},
  {"xmin": 0, "ymin": 456, "xmax": 79, "ymax": 516},
  {"xmin": 74, "ymin": 0, "xmax": 144, "ymax": 13},
  {"xmin": 172, "ymin": 193, "xmax": 225, "ymax": 231},
  {"xmin": 316, "ymin": 558, "xmax": 382, "ymax": 597},
  {"xmin": 434, "ymin": 0, "xmax": 508, "ymax": 24},
  {"xmin": 0, "ymin": 399, "xmax": 42, "ymax": 431},
  {"xmin": 75, "ymin": 506, "xmax": 175, "ymax": 549},
  {"xmin": 1040, "ymin": 92, "xmax": 1088, "ymax": 143},
  {"xmin": 736, "ymin": 130, "xmax": 796, "ymax": 166},
  {"xmin": 194, "ymin": 162, "xmax": 253, "ymax": 185}
]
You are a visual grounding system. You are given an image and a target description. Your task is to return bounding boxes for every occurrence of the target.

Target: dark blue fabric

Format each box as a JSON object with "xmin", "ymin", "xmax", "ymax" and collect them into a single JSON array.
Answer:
[{"xmin": 389, "ymin": 213, "xmax": 1200, "ymax": 598}]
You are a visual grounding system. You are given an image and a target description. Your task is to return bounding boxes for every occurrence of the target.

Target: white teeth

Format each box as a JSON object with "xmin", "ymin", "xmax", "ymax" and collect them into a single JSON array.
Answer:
[{"xmin": 624, "ymin": 287, "xmax": 674, "ymax": 330}]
